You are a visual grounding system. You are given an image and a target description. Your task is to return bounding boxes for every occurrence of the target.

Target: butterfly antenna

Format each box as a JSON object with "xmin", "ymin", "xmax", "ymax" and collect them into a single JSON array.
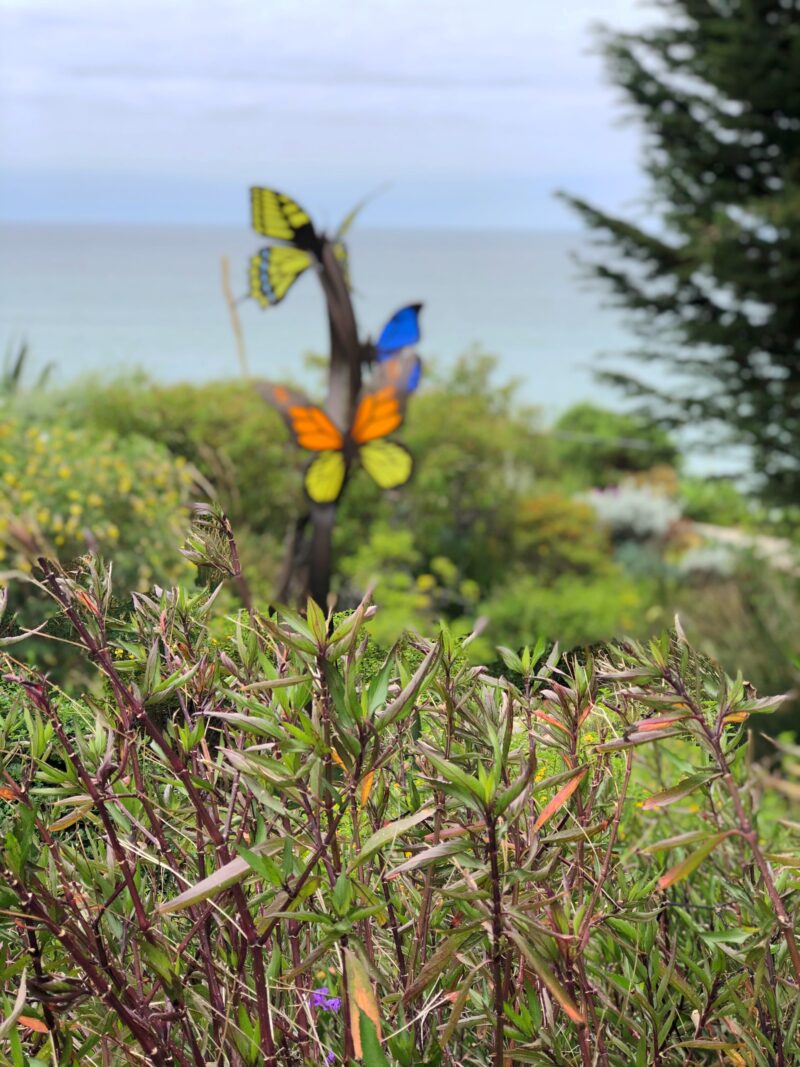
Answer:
[
  {"xmin": 220, "ymin": 255, "xmax": 251, "ymax": 379},
  {"xmin": 336, "ymin": 181, "xmax": 392, "ymax": 238}
]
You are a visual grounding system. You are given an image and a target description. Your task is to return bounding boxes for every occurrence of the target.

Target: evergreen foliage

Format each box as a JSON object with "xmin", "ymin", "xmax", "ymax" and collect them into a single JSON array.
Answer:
[{"xmin": 562, "ymin": 0, "xmax": 800, "ymax": 503}]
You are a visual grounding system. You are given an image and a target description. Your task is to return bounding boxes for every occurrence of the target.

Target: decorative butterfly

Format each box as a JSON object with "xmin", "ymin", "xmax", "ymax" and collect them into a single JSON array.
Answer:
[
  {"xmin": 374, "ymin": 304, "xmax": 423, "ymax": 391},
  {"xmin": 248, "ymin": 186, "xmax": 352, "ymax": 308},
  {"xmin": 256, "ymin": 353, "xmax": 420, "ymax": 504}
]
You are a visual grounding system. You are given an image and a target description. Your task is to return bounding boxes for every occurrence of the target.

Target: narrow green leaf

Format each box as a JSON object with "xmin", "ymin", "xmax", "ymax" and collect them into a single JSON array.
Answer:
[
  {"xmin": 375, "ymin": 639, "xmax": 442, "ymax": 729},
  {"xmin": 641, "ymin": 772, "xmax": 719, "ymax": 811},
  {"xmin": 348, "ymin": 807, "xmax": 435, "ymax": 872}
]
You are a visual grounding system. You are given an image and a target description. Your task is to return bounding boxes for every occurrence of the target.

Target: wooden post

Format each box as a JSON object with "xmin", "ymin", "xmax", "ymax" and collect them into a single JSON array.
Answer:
[{"xmin": 307, "ymin": 239, "xmax": 364, "ymax": 607}]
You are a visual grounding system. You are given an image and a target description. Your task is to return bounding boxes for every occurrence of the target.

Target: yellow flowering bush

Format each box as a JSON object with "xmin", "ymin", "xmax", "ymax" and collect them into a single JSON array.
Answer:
[{"xmin": 0, "ymin": 418, "xmax": 195, "ymax": 592}]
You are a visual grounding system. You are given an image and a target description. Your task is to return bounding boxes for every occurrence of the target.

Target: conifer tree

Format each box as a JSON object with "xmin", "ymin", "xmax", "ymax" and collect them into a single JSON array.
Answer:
[{"xmin": 562, "ymin": 0, "xmax": 800, "ymax": 504}]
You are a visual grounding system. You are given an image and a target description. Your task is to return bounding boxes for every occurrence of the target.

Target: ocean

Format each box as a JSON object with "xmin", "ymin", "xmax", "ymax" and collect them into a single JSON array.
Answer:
[{"xmin": 0, "ymin": 223, "xmax": 635, "ymax": 415}]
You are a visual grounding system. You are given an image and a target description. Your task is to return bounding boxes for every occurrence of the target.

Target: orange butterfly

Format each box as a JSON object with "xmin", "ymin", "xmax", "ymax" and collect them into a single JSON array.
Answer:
[{"xmin": 257, "ymin": 354, "xmax": 420, "ymax": 504}]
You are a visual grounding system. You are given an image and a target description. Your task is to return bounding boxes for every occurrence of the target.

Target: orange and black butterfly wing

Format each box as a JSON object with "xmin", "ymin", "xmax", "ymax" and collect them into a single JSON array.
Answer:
[
  {"xmin": 254, "ymin": 382, "xmax": 349, "ymax": 503},
  {"xmin": 348, "ymin": 353, "xmax": 419, "ymax": 492},
  {"xmin": 351, "ymin": 352, "xmax": 422, "ymax": 444},
  {"xmin": 254, "ymin": 382, "xmax": 344, "ymax": 451}
]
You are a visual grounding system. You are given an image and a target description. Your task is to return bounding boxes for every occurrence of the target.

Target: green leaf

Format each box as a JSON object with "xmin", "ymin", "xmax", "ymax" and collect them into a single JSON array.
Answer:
[
  {"xmin": 348, "ymin": 807, "xmax": 435, "ymax": 872},
  {"xmin": 402, "ymin": 929, "xmax": 474, "ymax": 1003},
  {"xmin": 306, "ymin": 597, "xmax": 328, "ymax": 645},
  {"xmin": 385, "ymin": 838, "xmax": 468, "ymax": 879},
  {"xmin": 641, "ymin": 772, "xmax": 719, "ymax": 811},
  {"xmin": 157, "ymin": 839, "xmax": 283, "ymax": 914},
  {"xmin": 497, "ymin": 646, "xmax": 523, "ymax": 675},
  {"xmin": 375, "ymin": 639, "xmax": 442, "ymax": 730},
  {"xmin": 359, "ymin": 1011, "xmax": 390, "ymax": 1067},
  {"xmin": 416, "ymin": 743, "xmax": 484, "ymax": 804},
  {"xmin": 506, "ymin": 930, "xmax": 584, "ymax": 1024},
  {"xmin": 641, "ymin": 829, "xmax": 716, "ymax": 854}
]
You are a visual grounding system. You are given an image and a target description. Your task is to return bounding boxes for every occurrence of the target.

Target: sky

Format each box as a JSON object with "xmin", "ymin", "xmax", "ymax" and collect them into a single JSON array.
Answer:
[{"xmin": 0, "ymin": 0, "xmax": 654, "ymax": 229}]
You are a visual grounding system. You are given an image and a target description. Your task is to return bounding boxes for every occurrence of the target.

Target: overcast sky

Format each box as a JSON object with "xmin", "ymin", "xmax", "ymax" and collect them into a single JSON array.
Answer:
[{"xmin": 0, "ymin": 0, "xmax": 654, "ymax": 228}]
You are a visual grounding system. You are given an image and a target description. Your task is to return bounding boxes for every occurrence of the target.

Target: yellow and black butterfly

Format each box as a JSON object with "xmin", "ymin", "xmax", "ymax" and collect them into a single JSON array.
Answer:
[
  {"xmin": 256, "ymin": 354, "xmax": 420, "ymax": 504},
  {"xmin": 248, "ymin": 186, "xmax": 353, "ymax": 308}
]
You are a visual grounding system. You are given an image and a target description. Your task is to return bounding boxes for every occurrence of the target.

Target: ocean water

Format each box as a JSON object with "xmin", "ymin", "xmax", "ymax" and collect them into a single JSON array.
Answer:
[{"xmin": 0, "ymin": 223, "xmax": 635, "ymax": 414}]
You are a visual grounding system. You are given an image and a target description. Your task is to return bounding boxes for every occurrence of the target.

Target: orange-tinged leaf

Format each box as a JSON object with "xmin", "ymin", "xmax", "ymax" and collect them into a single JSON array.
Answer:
[
  {"xmin": 18, "ymin": 1015, "xmax": 48, "ymax": 1033},
  {"xmin": 330, "ymin": 748, "xmax": 347, "ymax": 771},
  {"xmin": 633, "ymin": 712, "xmax": 690, "ymax": 731},
  {"xmin": 359, "ymin": 771, "xmax": 375, "ymax": 807},
  {"xmin": 344, "ymin": 948, "xmax": 381, "ymax": 1059},
  {"xmin": 0, "ymin": 787, "xmax": 16, "ymax": 801},
  {"xmin": 531, "ymin": 710, "xmax": 570, "ymax": 735},
  {"xmin": 533, "ymin": 766, "xmax": 588, "ymax": 833},
  {"xmin": 658, "ymin": 832, "xmax": 730, "ymax": 890},
  {"xmin": 722, "ymin": 711, "xmax": 749, "ymax": 724},
  {"xmin": 74, "ymin": 589, "xmax": 99, "ymax": 615}
]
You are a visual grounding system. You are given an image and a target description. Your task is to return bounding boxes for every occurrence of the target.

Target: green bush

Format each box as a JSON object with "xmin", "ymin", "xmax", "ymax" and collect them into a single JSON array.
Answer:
[
  {"xmin": 0, "ymin": 418, "xmax": 194, "ymax": 590},
  {"xmin": 30, "ymin": 375, "xmax": 298, "ymax": 537},
  {"xmin": 1, "ymin": 532, "xmax": 797, "ymax": 1065},
  {"xmin": 552, "ymin": 402, "xmax": 678, "ymax": 487},
  {"xmin": 481, "ymin": 569, "xmax": 652, "ymax": 651},
  {"xmin": 0, "ymin": 418, "xmax": 195, "ymax": 672},
  {"xmin": 11, "ymin": 357, "xmax": 800, "ymax": 712}
]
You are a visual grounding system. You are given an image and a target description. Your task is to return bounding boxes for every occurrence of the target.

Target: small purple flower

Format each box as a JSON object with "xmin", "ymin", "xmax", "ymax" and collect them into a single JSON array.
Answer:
[
  {"xmin": 326, "ymin": 1052, "xmax": 335, "ymax": 1065},
  {"xmin": 310, "ymin": 987, "xmax": 341, "ymax": 1013},
  {"xmin": 310, "ymin": 987, "xmax": 329, "ymax": 1008}
]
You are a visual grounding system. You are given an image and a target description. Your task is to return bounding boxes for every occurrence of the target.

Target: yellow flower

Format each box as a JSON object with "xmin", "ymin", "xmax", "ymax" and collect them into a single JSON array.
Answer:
[
  {"xmin": 57, "ymin": 465, "xmax": 72, "ymax": 479},
  {"xmin": 87, "ymin": 492, "xmax": 103, "ymax": 508}
]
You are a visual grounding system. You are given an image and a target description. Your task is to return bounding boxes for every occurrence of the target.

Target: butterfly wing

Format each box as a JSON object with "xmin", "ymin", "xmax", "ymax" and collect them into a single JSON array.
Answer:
[
  {"xmin": 376, "ymin": 304, "xmax": 422, "ymax": 360},
  {"xmin": 305, "ymin": 451, "xmax": 348, "ymax": 504},
  {"xmin": 250, "ymin": 187, "xmax": 318, "ymax": 251},
  {"xmin": 359, "ymin": 440, "xmax": 413, "ymax": 491},
  {"xmin": 255, "ymin": 382, "xmax": 344, "ymax": 452},
  {"xmin": 249, "ymin": 247, "xmax": 313, "ymax": 307},
  {"xmin": 350, "ymin": 352, "xmax": 421, "ymax": 445}
]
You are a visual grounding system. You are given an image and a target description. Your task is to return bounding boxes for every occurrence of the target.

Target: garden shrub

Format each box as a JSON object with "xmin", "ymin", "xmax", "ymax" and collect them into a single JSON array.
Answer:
[
  {"xmin": 29, "ymin": 375, "xmax": 298, "ymax": 538},
  {"xmin": 0, "ymin": 522, "xmax": 797, "ymax": 1066},
  {"xmin": 0, "ymin": 418, "xmax": 195, "ymax": 670}
]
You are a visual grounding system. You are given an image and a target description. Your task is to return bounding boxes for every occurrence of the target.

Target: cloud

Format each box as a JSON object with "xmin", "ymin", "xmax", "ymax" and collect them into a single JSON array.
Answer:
[{"xmin": 0, "ymin": 0, "xmax": 653, "ymax": 224}]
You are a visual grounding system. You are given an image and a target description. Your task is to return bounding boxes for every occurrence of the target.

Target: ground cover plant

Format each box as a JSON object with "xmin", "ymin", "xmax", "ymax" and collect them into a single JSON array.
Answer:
[{"xmin": 0, "ymin": 515, "xmax": 798, "ymax": 1066}]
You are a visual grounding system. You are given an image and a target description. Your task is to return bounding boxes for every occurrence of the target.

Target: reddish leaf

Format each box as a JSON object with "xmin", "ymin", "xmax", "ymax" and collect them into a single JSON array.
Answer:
[
  {"xmin": 18, "ymin": 1015, "xmax": 48, "ymax": 1033},
  {"xmin": 658, "ymin": 832, "xmax": 730, "ymax": 890},
  {"xmin": 533, "ymin": 766, "xmax": 588, "ymax": 832}
]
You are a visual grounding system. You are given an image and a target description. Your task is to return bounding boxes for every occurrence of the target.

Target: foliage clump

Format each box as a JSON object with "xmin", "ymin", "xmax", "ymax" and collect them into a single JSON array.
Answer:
[
  {"xmin": 562, "ymin": 0, "xmax": 800, "ymax": 504},
  {"xmin": 0, "ymin": 524, "xmax": 798, "ymax": 1066}
]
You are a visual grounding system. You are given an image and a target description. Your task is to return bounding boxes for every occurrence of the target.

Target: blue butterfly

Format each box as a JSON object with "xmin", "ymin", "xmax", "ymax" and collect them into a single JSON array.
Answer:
[{"xmin": 375, "ymin": 304, "xmax": 423, "ymax": 391}]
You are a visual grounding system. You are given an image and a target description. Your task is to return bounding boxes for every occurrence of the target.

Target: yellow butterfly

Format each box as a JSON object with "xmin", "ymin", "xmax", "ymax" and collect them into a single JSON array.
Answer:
[
  {"xmin": 256, "ymin": 354, "xmax": 420, "ymax": 504},
  {"xmin": 248, "ymin": 186, "xmax": 352, "ymax": 307}
]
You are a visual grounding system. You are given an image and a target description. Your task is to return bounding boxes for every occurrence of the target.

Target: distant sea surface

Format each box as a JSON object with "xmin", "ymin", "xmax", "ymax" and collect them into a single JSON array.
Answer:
[{"xmin": 0, "ymin": 224, "xmax": 636, "ymax": 415}]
